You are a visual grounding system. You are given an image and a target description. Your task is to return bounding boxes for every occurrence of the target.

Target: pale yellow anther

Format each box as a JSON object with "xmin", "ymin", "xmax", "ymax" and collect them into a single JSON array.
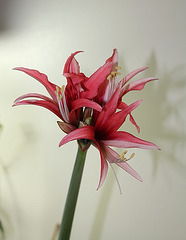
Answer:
[
  {"xmin": 130, "ymin": 153, "xmax": 135, "ymax": 159},
  {"xmin": 61, "ymin": 85, "xmax": 65, "ymax": 93},
  {"xmin": 120, "ymin": 150, "xmax": 128, "ymax": 160},
  {"xmin": 115, "ymin": 66, "xmax": 121, "ymax": 70},
  {"xmin": 119, "ymin": 150, "xmax": 135, "ymax": 162},
  {"xmin": 56, "ymin": 86, "xmax": 59, "ymax": 92},
  {"xmin": 117, "ymin": 72, "xmax": 121, "ymax": 75},
  {"xmin": 111, "ymin": 71, "xmax": 118, "ymax": 76},
  {"xmin": 107, "ymin": 74, "xmax": 112, "ymax": 80}
]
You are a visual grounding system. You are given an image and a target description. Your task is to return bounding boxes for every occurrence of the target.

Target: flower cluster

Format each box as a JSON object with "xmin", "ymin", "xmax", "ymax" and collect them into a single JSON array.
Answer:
[{"xmin": 13, "ymin": 49, "xmax": 159, "ymax": 190}]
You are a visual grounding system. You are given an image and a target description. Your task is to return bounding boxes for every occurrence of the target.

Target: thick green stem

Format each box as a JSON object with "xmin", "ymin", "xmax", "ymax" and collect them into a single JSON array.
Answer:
[{"xmin": 58, "ymin": 146, "xmax": 87, "ymax": 240}]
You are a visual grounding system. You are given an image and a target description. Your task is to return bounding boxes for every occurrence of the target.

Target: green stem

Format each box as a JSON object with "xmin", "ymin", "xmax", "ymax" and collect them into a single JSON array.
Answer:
[{"xmin": 58, "ymin": 146, "xmax": 87, "ymax": 240}]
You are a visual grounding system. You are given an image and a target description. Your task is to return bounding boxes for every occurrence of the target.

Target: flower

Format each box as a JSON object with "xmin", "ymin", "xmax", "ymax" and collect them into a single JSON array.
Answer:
[{"xmin": 13, "ymin": 49, "xmax": 159, "ymax": 191}]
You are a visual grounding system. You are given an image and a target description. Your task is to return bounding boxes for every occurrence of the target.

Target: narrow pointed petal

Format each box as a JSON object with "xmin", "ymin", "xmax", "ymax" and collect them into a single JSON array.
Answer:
[
  {"xmin": 57, "ymin": 121, "xmax": 77, "ymax": 134},
  {"xmin": 95, "ymin": 83, "xmax": 121, "ymax": 130},
  {"xmin": 63, "ymin": 51, "xmax": 83, "ymax": 74},
  {"xmin": 129, "ymin": 113, "xmax": 140, "ymax": 133},
  {"xmin": 63, "ymin": 72, "xmax": 87, "ymax": 84},
  {"xmin": 106, "ymin": 48, "xmax": 118, "ymax": 65},
  {"xmin": 13, "ymin": 67, "xmax": 58, "ymax": 100},
  {"xmin": 120, "ymin": 67, "xmax": 148, "ymax": 87},
  {"xmin": 102, "ymin": 131, "xmax": 159, "ymax": 149},
  {"xmin": 121, "ymin": 77, "xmax": 158, "ymax": 96},
  {"xmin": 13, "ymin": 93, "xmax": 54, "ymax": 104},
  {"xmin": 71, "ymin": 99, "xmax": 102, "ymax": 112},
  {"xmin": 81, "ymin": 62, "xmax": 113, "ymax": 99},
  {"xmin": 13, "ymin": 99, "xmax": 62, "ymax": 119},
  {"xmin": 59, "ymin": 126, "xmax": 95, "ymax": 147},
  {"xmin": 93, "ymin": 141, "xmax": 108, "ymax": 190},
  {"xmin": 98, "ymin": 142, "xmax": 119, "ymax": 162},
  {"xmin": 116, "ymin": 161, "xmax": 143, "ymax": 182},
  {"xmin": 101, "ymin": 100, "xmax": 142, "ymax": 134},
  {"xmin": 70, "ymin": 57, "xmax": 80, "ymax": 74},
  {"xmin": 118, "ymin": 101, "xmax": 140, "ymax": 133}
]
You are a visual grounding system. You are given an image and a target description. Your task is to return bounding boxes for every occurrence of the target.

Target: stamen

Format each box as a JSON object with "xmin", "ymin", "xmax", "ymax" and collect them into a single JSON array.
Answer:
[
  {"xmin": 61, "ymin": 85, "xmax": 65, "ymax": 93},
  {"xmin": 55, "ymin": 85, "xmax": 69, "ymax": 123},
  {"xmin": 118, "ymin": 150, "xmax": 135, "ymax": 162},
  {"xmin": 107, "ymin": 74, "xmax": 112, "ymax": 80},
  {"xmin": 120, "ymin": 150, "xmax": 128, "ymax": 160},
  {"xmin": 111, "ymin": 71, "xmax": 118, "ymax": 76},
  {"xmin": 56, "ymin": 86, "xmax": 60, "ymax": 93},
  {"xmin": 115, "ymin": 66, "xmax": 121, "ymax": 70},
  {"xmin": 130, "ymin": 153, "xmax": 135, "ymax": 159}
]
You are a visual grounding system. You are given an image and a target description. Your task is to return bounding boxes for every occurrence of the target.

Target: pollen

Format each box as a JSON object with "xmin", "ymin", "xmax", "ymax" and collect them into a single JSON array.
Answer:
[
  {"xmin": 111, "ymin": 71, "xmax": 118, "ymax": 76},
  {"xmin": 61, "ymin": 85, "xmax": 65, "ymax": 94},
  {"xmin": 55, "ymin": 85, "xmax": 65, "ymax": 98},
  {"xmin": 120, "ymin": 150, "xmax": 128, "ymax": 160},
  {"xmin": 119, "ymin": 150, "xmax": 135, "ymax": 162},
  {"xmin": 107, "ymin": 74, "xmax": 112, "ymax": 80},
  {"xmin": 115, "ymin": 66, "xmax": 121, "ymax": 70},
  {"xmin": 56, "ymin": 86, "xmax": 60, "ymax": 93}
]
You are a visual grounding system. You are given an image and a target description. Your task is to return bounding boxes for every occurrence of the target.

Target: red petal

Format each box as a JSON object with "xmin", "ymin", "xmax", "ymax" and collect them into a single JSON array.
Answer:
[
  {"xmin": 13, "ymin": 99, "xmax": 62, "ymax": 119},
  {"xmin": 93, "ymin": 141, "xmax": 108, "ymax": 190},
  {"xmin": 63, "ymin": 51, "xmax": 83, "ymax": 74},
  {"xmin": 13, "ymin": 67, "xmax": 57, "ymax": 100},
  {"xmin": 102, "ymin": 131, "xmax": 159, "ymax": 149},
  {"xmin": 121, "ymin": 77, "xmax": 158, "ymax": 96},
  {"xmin": 14, "ymin": 93, "xmax": 53, "ymax": 103},
  {"xmin": 63, "ymin": 72, "xmax": 87, "ymax": 84},
  {"xmin": 71, "ymin": 98, "xmax": 102, "ymax": 112},
  {"xmin": 106, "ymin": 48, "xmax": 118, "ymax": 65},
  {"xmin": 118, "ymin": 101, "xmax": 140, "ymax": 133},
  {"xmin": 116, "ymin": 161, "xmax": 143, "ymax": 182},
  {"xmin": 100, "ymin": 100, "xmax": 142, "ymax": 135},
  {"xmin": 95, "ymin": 84, "xmax": 121, "ymax": 131},
  {"xmin": 81, "ymin": 62, "xmax": 113, "ymax": 99},
  {"xmin": 120, "ymin": 67, "xmax": 148, "ymax": 87},
  {"xmin": 59, "ymin": 126, "xmax": 95, "ymax": 147}
]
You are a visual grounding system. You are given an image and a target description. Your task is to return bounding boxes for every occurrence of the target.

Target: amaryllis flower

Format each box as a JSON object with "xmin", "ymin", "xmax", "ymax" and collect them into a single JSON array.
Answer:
[{"xmin": 13, "ymin": 49, "xmax": 159, "ymax": 191}]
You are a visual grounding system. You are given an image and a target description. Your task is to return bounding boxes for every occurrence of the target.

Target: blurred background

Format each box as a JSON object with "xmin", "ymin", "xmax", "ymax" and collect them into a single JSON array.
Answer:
[{"xmin": 0, "ymin": 0, "xmax": 186, "ymax": 239}]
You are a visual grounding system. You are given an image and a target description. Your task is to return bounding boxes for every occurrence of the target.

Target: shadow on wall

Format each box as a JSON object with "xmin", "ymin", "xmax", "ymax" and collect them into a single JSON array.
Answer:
[
  {"xmin": 88, "ymin": 51, "xmax": 186, "ymax": 240},
  {"xmin": 139, "ymin": 52, "xmax": 186, "ymax": 178},
  {"xmin": 0, "ymin": 122, "xmax": 37, "ymax": 239},
  {"xmin": 0, "ymin": 0, "xmax": 34, "ymax": 32}
]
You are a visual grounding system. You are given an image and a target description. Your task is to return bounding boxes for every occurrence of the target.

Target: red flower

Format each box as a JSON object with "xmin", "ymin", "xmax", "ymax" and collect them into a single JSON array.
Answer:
[{"xmin": 13, "ymin": 49, "xmax": 159, "ymax": 191}]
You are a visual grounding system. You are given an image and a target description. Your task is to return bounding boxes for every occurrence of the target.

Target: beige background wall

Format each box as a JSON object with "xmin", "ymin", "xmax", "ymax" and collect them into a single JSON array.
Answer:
[{"xmin": 0, "ymin": 0, "xmax": 186, "ymax": 239}]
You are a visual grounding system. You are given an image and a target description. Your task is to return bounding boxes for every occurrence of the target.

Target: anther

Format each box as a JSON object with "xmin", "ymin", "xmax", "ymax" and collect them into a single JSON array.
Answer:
[
  {"xmin": 115, "ymin": 66, "xmax": 121, "ymax": 70},
  {"xmin": 61, "ymin": 85, "xmax": 65, "ymax": 93},
  {"xmin": 120, "ymin": 150, "xmax": 128, "ymax": 160},
  {"xmin": 107, "ymin": 74, "xmax": 112, "ymax": 80},
  {"xmin": 111, "ymin": 71, "xmax": 118, "ymax": 76},
  {"xmin": 56, "ymin": 86, "xmax": 59, "ymax": 92},
  {"xmin": 119, "ymin": 150, "xmax": 135, "ymax": 162},
  {"xmin": 130, "ymin": 153, "xmax": 135, "ymax": 159}
]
